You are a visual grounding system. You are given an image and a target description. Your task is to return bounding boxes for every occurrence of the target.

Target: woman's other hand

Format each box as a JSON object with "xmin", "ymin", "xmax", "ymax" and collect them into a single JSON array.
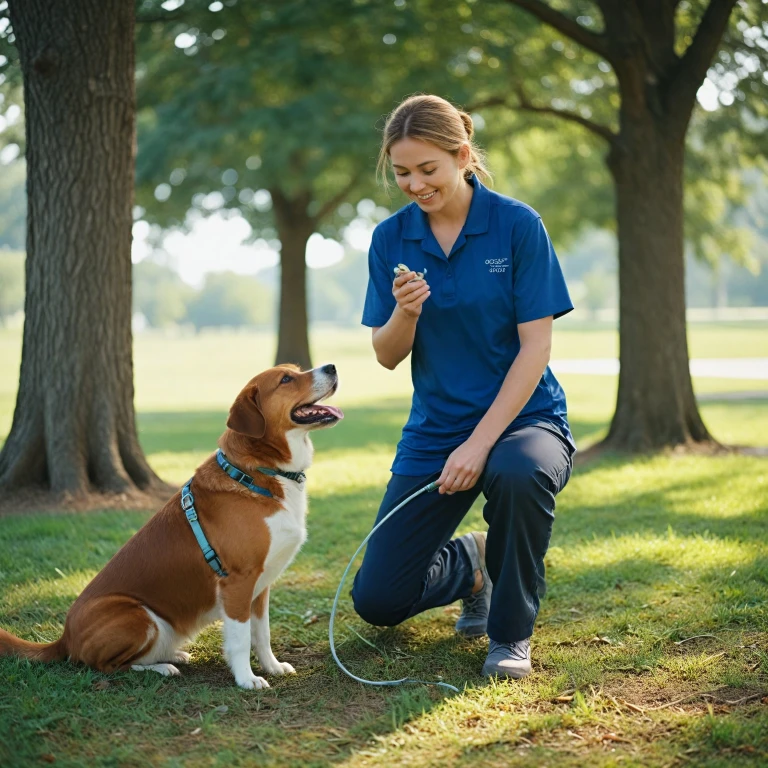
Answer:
[
  {"xmin": 392, "ymin": 271, "xmax": 430, "ymax": 318},
  {"xmin": 436, "ymin": 436, "xmax": 491, "ymax": 495}
]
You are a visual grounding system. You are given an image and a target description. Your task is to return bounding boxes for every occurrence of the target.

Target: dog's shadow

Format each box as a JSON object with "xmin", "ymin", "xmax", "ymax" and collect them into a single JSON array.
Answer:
[{"xmin": 164, "ymin": 622, "xmax": 482, "ymax": 738}]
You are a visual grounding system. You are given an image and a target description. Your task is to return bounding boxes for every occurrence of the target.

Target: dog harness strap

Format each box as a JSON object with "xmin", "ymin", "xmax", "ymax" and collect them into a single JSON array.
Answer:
[
  {"xmin": 255, "ymin": 466, "xmax": 306, "ymax": 484},
  {"xmin": 216, "ymin": 450, "xmax": 304, "ymax": 493},
  {"xmin": 181, "ymin": 480, "xmax": 228, "ymax": 578},
  {"xmin": 215, "ymin": 450, "xmax": 274, "ymax": 496}
]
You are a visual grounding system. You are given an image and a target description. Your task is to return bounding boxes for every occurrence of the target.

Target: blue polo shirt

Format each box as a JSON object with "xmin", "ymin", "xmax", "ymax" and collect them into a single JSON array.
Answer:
[{"xmin": 362, "ymin": 175, "xmax": 575, "ymax": 476}]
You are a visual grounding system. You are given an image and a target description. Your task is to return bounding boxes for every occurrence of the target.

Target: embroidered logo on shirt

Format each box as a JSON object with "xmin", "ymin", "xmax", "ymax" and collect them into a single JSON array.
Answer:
[{"xmin": 485, "ymin": 258, "xmax": 509, "ymax": 273}]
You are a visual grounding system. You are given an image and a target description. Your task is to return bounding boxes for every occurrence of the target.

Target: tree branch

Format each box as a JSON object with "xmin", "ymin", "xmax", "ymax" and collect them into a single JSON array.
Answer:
[
  {"xmin": 668, "ymin": 0, "xmax": 738, "ymax": 110},
  {"xmin": 465, "ymin": 96, "xmax": 511, "ymax": 112},
  {"xmin": 504, "ymin": 0, "xmax": 614, "ymax": 61},
  {"xmin": 514, "ymin": 86, "xmax": 617, "ymax": 143},
  {"xmin": 313, "ymin": 174, "xmax": 362, "ymax": 224},
  {"xmin": 465, "ymin": 89, "xmax": 616, "ymax": 144}
]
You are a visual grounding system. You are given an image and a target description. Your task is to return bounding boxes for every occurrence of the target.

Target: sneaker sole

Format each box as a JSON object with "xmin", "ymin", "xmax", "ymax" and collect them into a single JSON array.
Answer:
[{"xmin": 482, "ymin": 663, "xmax": 531, "ymax": 679}]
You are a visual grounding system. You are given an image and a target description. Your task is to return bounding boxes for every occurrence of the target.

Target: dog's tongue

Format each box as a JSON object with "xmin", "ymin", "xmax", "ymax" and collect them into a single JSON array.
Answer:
[
  {"xmin": 294, "ymin": 403, "xmax": 344, "ymax": 420},
  {"xmin": 322, "ymin": 405, "xmax": 344, "ymax": 420}
]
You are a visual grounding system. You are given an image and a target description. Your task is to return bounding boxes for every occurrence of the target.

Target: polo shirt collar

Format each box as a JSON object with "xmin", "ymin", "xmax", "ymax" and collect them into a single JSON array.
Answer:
[
  {"xmin": 463, "ymin": 175, "xmax": 491, "ymax": 235},
  {"xmin": 402, "ymin": 174, "xmax": 491, "ymax": 246}
]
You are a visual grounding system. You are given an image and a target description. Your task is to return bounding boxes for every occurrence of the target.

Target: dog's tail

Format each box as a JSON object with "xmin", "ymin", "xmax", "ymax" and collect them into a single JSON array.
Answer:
[{"xmin": 0, "ymin": 627, "xmax": 68, "ymax": 662}]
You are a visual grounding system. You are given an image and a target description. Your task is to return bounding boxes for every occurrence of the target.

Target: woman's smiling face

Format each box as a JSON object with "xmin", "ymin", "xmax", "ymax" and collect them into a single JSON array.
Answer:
[{"xmin": 390, "ymin": 137, "xmax": 469, "ymax": 214}]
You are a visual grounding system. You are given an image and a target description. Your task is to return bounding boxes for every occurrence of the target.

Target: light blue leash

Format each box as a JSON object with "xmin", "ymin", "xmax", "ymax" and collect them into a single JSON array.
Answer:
[{"xmin": 328, "ymin": 480, "xmax": 460, "ymax": 694}]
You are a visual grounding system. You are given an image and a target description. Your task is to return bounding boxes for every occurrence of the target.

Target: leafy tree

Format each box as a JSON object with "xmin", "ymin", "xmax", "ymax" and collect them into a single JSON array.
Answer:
[
  {"xmin": 132, "ymin": 0, "xmax": 512, "ymax": 367},
  {"xmin": 477, "ymin": 0, "xmax": 768, "ymax": 451},
  {"xmin": 132, "ymin": 0, "xmax": 765, "ymax": 411},
  {"xmin": 0, "ymin": 0, "xmax": 165, "ymax": 499},
  {"xmin": 134, "ymin": 0, "xmax": 383, "ymax": 366}
]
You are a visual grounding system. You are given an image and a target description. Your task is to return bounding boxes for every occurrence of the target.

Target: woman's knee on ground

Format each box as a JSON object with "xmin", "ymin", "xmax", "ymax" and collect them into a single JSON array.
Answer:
[{"xmin": 351, "ymin": 581, "xmax": 411, "ymax": 628}]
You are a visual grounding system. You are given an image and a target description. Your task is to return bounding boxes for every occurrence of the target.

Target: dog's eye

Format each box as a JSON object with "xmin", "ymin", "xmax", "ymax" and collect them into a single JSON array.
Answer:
[{"xmin": 280, "ymin": 374, "xmax": 294, "ymax": 385}]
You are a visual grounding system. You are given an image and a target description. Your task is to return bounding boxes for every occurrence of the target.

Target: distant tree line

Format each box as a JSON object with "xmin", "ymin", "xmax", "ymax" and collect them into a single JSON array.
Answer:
[
  {"xmin": 3, "ymin": 225, "xmax": 768, "ymax": 331},
  {"xmin": 132, "ymin": 250, "xmax": 370, "ymax": 331},
  {"xmin": 0, "ymin": 242, "xmax": 371, "ymax": 331}
]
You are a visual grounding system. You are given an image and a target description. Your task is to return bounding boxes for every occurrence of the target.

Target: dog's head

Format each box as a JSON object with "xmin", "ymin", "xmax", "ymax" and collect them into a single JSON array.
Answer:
[{"xmin": 226, "ymin": 363, "xmax": 343, "ymax": 440}]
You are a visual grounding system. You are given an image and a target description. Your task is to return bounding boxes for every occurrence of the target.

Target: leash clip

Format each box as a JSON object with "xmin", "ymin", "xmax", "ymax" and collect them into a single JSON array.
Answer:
[{"xmin": 181, "ymin": 487, "xmax": 195, "ymax": 511}]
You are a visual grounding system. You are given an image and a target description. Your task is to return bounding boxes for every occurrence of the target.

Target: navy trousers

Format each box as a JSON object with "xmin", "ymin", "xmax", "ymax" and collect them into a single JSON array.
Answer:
[{"xmin": 351, "ymin": 425, "xmax": 573, "ymax": 643}]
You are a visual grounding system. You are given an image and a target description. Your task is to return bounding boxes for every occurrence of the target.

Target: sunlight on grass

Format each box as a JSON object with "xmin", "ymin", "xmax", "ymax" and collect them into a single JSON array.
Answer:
[
  {"xmin": 1, "ymin": 324, "xmax": 767, "ymax": 767},
  {"xmin": 3, "ymin": 323, "xmax": 767, "ymax": 440},
  {"xmin": 147, "ymin": 450, "xmax": 217, "ymax": 485},
  {"xmin": 2, "ymin": 572, "xmax": 93, "ymax": 616}
]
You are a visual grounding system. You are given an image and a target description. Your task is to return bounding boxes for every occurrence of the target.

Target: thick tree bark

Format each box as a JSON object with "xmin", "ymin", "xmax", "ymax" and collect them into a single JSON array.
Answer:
[
  {"xmin": 605, "ymin": 115, "xmax": 712, "ymax": 450},
  {"xmin": 271, "ymin": 188, "xmax": 314, "ymax": 370},
  {"xmin": 1, "ymin": 0, "xmax": 165, "ymax": 497},
  {"xmin": 505, "ymin": 0, "xmax": 737, "ymax": 453}
]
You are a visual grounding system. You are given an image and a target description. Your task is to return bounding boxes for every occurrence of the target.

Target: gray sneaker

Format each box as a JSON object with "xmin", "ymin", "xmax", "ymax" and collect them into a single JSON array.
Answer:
[
  {"xmin": 482, "ymin": 638, "xmax": 532, "ymax": 679},
  {"xmin": 455, "ymin": 531, "xmax": 492, "ymax": 638}
]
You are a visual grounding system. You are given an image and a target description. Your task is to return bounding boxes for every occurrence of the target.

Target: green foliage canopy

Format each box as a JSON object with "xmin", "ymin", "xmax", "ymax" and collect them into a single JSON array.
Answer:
[{"xmin": 132, "ymin": 0, "xmax": 766, "ymax": 270}]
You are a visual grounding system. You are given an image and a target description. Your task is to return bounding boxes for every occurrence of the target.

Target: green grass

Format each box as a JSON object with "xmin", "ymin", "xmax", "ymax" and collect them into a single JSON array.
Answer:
[{"xmin": 0, "ymin": 324, "xmax": 767, "ymax": 767}]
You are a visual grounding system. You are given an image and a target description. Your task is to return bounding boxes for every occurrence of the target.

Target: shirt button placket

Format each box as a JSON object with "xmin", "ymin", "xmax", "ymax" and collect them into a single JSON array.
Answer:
[{"xmin": 444, "ymin": 266, "xmax": 456, "ymax": 300}]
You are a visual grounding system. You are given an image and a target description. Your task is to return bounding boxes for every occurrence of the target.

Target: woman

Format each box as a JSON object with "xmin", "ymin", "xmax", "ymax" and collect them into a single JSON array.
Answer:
[{"xmin": 352, "ymin": 94, "xmax": 575, "ymax": 679}]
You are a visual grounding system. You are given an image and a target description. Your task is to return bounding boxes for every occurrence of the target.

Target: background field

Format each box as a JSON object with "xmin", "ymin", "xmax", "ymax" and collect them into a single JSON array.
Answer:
[
  {"xmin": 0, "ymin": 322, "xmax": 766, "ymax": 767},
  {"xmin": 2, "ymin": 320, "xmax": 768, "ymax": 473}
]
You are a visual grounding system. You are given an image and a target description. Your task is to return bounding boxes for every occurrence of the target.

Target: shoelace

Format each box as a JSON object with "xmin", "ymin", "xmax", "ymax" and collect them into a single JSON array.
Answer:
[{"xmin": 489, "ymin": 640, "xmax": 529, "ymax": 660}]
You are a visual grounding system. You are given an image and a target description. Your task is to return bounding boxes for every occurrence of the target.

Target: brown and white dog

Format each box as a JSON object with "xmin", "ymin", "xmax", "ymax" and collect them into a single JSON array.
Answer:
[{"xmin": 0, "ymin": 364, "xmax": 342, "ymax": 689}]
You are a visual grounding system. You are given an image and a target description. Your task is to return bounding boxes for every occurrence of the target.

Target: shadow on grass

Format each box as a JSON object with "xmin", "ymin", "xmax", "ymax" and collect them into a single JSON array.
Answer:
[
  {"xmin": 542, "ymin": 551, "xmax": 768, "ymax": 609},
  {"xmin": 556, "ymin": 461, "xmax": 768, "ymax": 541},
  {"xmin": 137, "ymin": 410, "xmax": 229, "ymax": 454},
  {"xmin": 3, "ymin": 413, "xmax": 767, "ymax": 765},
  {"xmin": 3, "ymin": 457, "xmax": 764, "ymax": 610},
  {"xmin": 138, "ymin": 403, "xmax": 611, "ymax": 459},
  {"xmin": 699, "ymin": 393, "xmax": 768, "ymax": 404},
  {"xmin": 137, "ymin": 400, "xmax": 412, "ymax": 457},
  {"xmin": 0, "ymin": 622, "xmax": 464, "ymax": 767}
]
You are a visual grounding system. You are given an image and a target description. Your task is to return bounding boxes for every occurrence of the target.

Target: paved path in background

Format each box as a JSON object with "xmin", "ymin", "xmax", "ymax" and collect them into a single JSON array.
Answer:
[{"xmin": 550, "ymin": 358, "xmax": 768, "ymax": 380}]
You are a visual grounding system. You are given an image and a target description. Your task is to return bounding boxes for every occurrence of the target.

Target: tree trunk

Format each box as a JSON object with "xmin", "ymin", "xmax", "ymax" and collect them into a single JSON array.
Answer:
[
  {"xmin": 271, "ymin": 188, "xmax": 314, "ymax": 369},
  {"xmin": 603, "ymin": 113, "xmax": 713, "ymax": 451},
  {"xmin": 1, "ymin": 0, "xmax": 165, "ymax": 498},
  {"xmin": 503, "ymin": 0, "xmax": 736, "ymax": 454}
]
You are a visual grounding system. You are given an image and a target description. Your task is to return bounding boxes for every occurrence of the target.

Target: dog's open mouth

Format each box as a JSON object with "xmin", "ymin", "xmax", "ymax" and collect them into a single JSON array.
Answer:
[{"xmin": 291, "ymin": 402, "xmax": 344, "ymax": 425}]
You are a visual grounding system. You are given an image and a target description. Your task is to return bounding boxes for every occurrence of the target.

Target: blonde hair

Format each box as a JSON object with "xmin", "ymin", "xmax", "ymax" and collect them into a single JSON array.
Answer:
[{"xmin": 376, "ymin": 94, "xmax": 492, "ymax": 190}]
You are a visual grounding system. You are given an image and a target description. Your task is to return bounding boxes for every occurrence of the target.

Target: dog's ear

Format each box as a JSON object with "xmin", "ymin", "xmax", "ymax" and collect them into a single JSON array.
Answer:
[{"xmin": 227, "ymin": 387, "xmax": 265, "ymax": 438}]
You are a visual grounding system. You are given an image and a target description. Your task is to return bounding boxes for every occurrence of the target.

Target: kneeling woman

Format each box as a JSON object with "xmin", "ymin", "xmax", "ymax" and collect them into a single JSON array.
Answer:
[{"xmin": 352, "ymin": 94, "xmax": 576, "ymax": 679}]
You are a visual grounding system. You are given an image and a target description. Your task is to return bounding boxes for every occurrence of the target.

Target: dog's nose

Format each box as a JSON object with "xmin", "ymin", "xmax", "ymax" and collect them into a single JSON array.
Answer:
[{"xmin": 322, "ymin": 364, "xmax": 336, "ymax": 376}]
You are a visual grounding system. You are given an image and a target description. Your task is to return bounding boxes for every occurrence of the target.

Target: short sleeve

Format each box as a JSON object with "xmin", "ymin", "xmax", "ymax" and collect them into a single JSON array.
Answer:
[
  {"xmin": 512, "ymin": 214, "xmax": 573, "ymax": 323},
  {"xmin": 361, "ymin": 230, "xmax": 396, "ymax": 328}
]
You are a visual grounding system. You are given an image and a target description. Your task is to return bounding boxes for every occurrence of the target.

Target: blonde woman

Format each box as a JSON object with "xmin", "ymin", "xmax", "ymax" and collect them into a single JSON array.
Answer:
[{"xmin": 352, "ymin": 94, "xmax": 575, "ymax": 679}]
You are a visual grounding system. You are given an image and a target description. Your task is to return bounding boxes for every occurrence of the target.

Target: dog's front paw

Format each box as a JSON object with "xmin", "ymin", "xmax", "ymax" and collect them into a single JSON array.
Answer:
[
  {"xmin": 236, "ymin": 673, "xmax": 270, "ymax": 690},
  {"xmin": 131, "ymin": 663, "xmax": 181, "ymax": 677},
  {"xmin": 173, "ymin": 651, "xmax": 192, "ymax": 664},
  {"xmin": 262, "ymin": 660, "xmax": 295, "ymax": 676}
]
